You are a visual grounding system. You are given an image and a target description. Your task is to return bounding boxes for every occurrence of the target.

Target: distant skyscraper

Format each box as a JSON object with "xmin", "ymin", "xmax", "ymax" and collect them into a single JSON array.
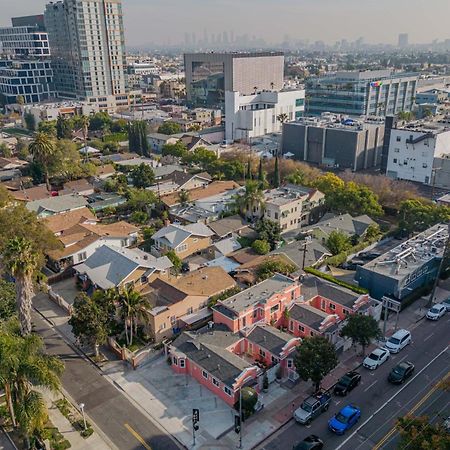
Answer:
[
  {"xmin": 44, "ymin": 0, "xmax": 127, "ymax": 100},
  {"xmin": 398, "ymin": 33, "xmax": 409, "ymax": 48},
  {"xmin": 0, "ymin": 15, "xmax": 54, "ymax": 104}
]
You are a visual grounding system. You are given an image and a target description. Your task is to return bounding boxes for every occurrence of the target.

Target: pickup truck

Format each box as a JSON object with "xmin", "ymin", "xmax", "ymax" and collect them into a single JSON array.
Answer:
[{"xmin": 293, "ymin": 392, "xmax": 331, "ymax": 425}]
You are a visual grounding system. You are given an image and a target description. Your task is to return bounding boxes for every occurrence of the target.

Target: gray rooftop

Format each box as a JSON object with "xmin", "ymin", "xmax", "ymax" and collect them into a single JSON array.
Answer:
[
  {"xmin": 75, "ymin": 245, "xmax": 172, "ymax": 289},
  {"xmin": 359, "ymin": 223, "xmax": 448, "ymax": 281},
  {"xmin": 301, "ymin": 275, "xmax": 360, "ymax": 308},
  {"xmin": 271, "ymin": 238, "xmax": 331, "ymax": 269},
  {"xmin": 152, "ymin": 223, "xmax": 214, "ymax": 248},
  {"xmin": 288, "ymin": 303, "xmax": 329, "ymax": 331},
  {"xmin": 172, "ymin": 325, "xmax": 253, "ymax": 387},
  {"xmin": 207, "ymin": 215, "xmax": 249, "ymax": 238},
  {"xmin": 310, "ymin": 213, "xmax": 376, "ymax": 238},
  {"xmin": 26, "ymin": 194, "xmax": 88, "ymax": 215},
  {"xmin": 217, "ymin": 274, "xmax": 297, "ymax": 315},
  {"xmin": 245, "ymin": 325, "xmax": 294, "ymax": 355}
]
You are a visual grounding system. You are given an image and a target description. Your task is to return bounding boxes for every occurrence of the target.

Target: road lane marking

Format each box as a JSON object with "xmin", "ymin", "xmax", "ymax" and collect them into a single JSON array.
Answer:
[
  {"xmin": 424, "ymin": 332, "xmax": 434, "ymax": 341},
  {"xmin": 334, "ymin": 344, "xmax": 449, "ymax": 450},
  {"xmin": 372, "ymin": 371, "xmax": 450, "ymax": 450},
  {"xmin": 364, "ymin": 380, "xmax": 378, "ymax": 392},
  {"xmin": 397, "ymin": 354, "xmax": 409, "ymax": 363},
  {"xmin": 124, "ymin": 423, "xmax": 152, "ymax": 450}
]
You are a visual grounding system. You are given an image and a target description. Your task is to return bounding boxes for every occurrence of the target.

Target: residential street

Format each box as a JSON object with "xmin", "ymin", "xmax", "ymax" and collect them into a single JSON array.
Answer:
[
  {"xmin": 256, "ymin": 314, "xmax": 450, "ymax": 450},
  {"xmin": 32, "ymin": 310, "xmax": 183, "ymax": 450}
]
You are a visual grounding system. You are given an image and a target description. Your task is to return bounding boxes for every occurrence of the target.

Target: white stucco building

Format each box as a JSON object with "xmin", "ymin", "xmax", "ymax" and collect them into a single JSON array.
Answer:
[
  {"xmin": 225, "ymin": 88, "xmax": 305, "ymax": 142},
  {"xmin": 386, "ymin": 117, "xmax": 450, "ymax": 185}
]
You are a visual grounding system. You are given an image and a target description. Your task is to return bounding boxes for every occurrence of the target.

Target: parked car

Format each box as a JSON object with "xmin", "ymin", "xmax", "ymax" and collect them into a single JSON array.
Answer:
[
  {"xmin": 293, "ymin": 391, "xmax": 331, "ymax": 425},
  {"xmin": 426, "ymin": 303, "xmax": 447, "ymax": 320},
  {"xmin": 384, "ymin": 329, "xmax": 411, "ymax": 353},
  {"xmin": 363, "ymin": 348, "xmax": 390, "ymax": 370},
  {"xmin": 328, "ymin": 404, "xmax": 361, "ymax": 435},
  {"xmin": 293, "ymin": 435, "xmax": 324, "ymax": 450},
  {"xmin": 388, "ymin": 361, "xmax": 415, "ymax": 384},
  {"xmin": 333, "ymin": 371, "xmax": 361, "ymax": 396},
  {"xmin": 443, "ymin": 297, "xmax": 450, "ymax": 312}
]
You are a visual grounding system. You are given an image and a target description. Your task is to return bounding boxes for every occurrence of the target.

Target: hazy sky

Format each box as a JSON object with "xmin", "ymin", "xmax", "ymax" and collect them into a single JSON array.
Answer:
[{"xmin": 0, "ymin": 0, "xmax": 449, "ymax": 47}]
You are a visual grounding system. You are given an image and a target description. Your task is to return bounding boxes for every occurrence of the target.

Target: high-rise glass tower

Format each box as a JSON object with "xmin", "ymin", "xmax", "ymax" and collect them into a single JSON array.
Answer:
[{"xmin": 44, "ymin": 0, "xmax": 127, "ymax": 100}]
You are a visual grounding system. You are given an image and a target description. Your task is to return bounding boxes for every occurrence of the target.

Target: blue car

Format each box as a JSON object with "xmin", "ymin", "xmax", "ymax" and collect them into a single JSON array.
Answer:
[{"xmin": 328, "ymin": 404, "xmax": 361, "ymax": 435}]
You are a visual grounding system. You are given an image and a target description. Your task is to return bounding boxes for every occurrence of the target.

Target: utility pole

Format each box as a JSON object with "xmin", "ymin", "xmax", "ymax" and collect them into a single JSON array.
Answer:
[
  {"xmin": 427, "ymin": 222, "xmax": 450, "ymax": 308},
  {"xmin": 192, "ymin": 408, "xmax": 199, "ymax": 446}
]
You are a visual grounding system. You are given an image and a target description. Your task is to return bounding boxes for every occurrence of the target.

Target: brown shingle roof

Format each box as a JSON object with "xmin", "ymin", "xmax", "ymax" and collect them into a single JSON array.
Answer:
[
  {"xmin": 13, "ymin": 185, "xmax": 52, "ymax": 202},
  {"xmin": 161, "ymin": 181, "xmax": 240, "ymax": 207},
  {"xmin": 42, "ymin": 207, "xmax": 97, "ymax": 234}
]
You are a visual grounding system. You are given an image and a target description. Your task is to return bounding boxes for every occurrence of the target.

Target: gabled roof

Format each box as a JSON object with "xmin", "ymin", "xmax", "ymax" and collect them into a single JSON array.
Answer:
[
  {"xmin": 214, "ymin": 237, "xmax": 242, "ymax": 256},
  {"xmin": 207, "ymin": 215, "xmax": 249, "ymax": 238},
  {"xmin": 166, "ymin": 170, "xmax": 212, "ymax": 189},
  {"xmin": 271, "ymin": 239, "xmax": 331, "ymax": 269},
  {"xmin": 152, "ymin": 222, "xmax": 213, "ymax": 248},
  {"xmin": 172, "ymin": 326, "xmax": 252, "ymax": 387},
  {"xmin": 311, "ymin": 214, "xmax": 376, "ymax": 238},
  {"xmin": 245, "ymin": 324, "xmax": 294, "ymax": 355},
  {"xmin": 13, "ymin": 185, "xmax": 52, "ymax": 202},
  {"xmin": 75, "ymin": 245, "xmax": 172, "ymax": 289},
  {"xmin": 42, "ymin": 207, "xmax": 97, "ymax": 234},
  {"xmin": 301, "ymin": 275, "xmax": 360, "ymax": 308},
  {"xmin": 288, "ymin": 303, "xmax": 329, "ymax": 330},
  {"xmin": 26, "ymin": 194, "xmax": 88, "ymax": 215}
]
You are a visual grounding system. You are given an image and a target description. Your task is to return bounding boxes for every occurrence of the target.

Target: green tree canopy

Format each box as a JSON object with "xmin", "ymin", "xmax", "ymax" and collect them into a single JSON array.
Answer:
[
  {"xmin": 37, "ymin": 120, "xmax": 56, "ymax": 136},
  {"xmin": 399, "ymin": 199, "xmax": 450, "ymax": 235},
  {"xmin": 158, "ymin": 121, "xmax": 182, "ymax": 135},
  {"xmin": 89, "ymin": 112, "xmax": 112, "ymax": 131},
  {"xmin": 326, "ymin": 230, "xmax": 352, "ymax": 255},
  {"xmin": 257, "ymin": 259, "xmax": 296, "ymax": 281},
  {"xmin": 234, "ymin": 387, "xmax": 258, "ymax": 419},
  {"xmin": 0, "ymin": 280, "xmax": 16, "ymax": 322},
  {"xmin": 235, "ymin": 180, "xmax": 264, "ymax": 220},
  {"xmin": 340, "ymin": 314, "xmax": 381, "ymax": 355},
  {"xmin": 56, "ymin": 115, "xmax": 73, "ymax": 140},
  {"xmin": 294, "ymin": 336, "xmax": 338, "ymax": 392},
  {"xmin": 166, "ymin": 250, "xmax": 182, "ymax": 273},
  {"xmin": 24, "ymin": 112, "xmax": 36, "ymax": 131},
  {"xmin": 162, "ymin": 141, "xmax": 188, "ymax": 158},
  {"xmin": 252, "ymin": 239, "xmax": 270, "ymax": 255},
  {"xmin": 255, "ymin": 219, "xmax": 281, "ymax": 250},
  {"xmin": 130, "ymin": 163, "xmax": 155, "ymax": 188},
  {"xmin": 125, "ymin": 188, "xmax": 157, "ymax": 212}
]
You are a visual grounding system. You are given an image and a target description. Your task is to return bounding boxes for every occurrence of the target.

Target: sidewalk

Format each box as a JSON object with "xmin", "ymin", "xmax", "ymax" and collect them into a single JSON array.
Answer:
[
  {"xmin": 43, "ymin": 390, "xmax": 111, "ymax": 450},
  {"xmin": 33, "ymin": 285, "xmax": 448, "ymax": 450}
]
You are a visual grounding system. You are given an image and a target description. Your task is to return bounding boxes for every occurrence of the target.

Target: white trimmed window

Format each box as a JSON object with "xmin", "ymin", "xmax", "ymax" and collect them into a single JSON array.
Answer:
[
  {"xmin": 224, "ymin": 386, "xmax": 232, "ymax": 396},
  {"xmin": 179, "ymin": 359, "xmax": 185, "ymax": 368},
  {"xmin": 212, "ymin": 378, "xmax": 220, "ymax": 387},
  {"xmin": 298, "ymin": 324, "xmax": 305, "ymax": 332},
  {"xmin": 259, "ymin": 349, "xmax": 266, "ymax": 358},
  {"xmin": 202, "ymin": 370, "xmax": 208, "ymax": 379},
  {"xmin": 287, "ymin": 359, "xmax": 293, "ymax": 369},
  {"xmin": 330, "ymin": 303, "xmax": 336, "ymax": 310}
]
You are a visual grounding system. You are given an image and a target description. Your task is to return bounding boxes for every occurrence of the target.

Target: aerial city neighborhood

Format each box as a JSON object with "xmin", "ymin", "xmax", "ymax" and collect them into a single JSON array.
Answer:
[{"xmin": 0, "ymin": 1, "xmax": 449, "ymax": 450}]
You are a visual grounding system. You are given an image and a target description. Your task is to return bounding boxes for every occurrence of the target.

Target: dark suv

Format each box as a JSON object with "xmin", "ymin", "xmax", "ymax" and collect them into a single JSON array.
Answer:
[{"xmin": 333, "ymin": 371, "xmax": 361, "ymax": 396}]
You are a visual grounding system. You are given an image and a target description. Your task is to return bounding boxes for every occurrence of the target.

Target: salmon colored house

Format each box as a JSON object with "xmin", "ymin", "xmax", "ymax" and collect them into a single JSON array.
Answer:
[
  {"xmin": 300, "ymin": 275, "xmax": 376, "ymax": 320},
  {"xmin": 212, "ymin": 274, "xmax": 301, "ymax": 333},
  {"xmin": 169, "ymin": 326, "xmax": 262, "ymax": 407}
]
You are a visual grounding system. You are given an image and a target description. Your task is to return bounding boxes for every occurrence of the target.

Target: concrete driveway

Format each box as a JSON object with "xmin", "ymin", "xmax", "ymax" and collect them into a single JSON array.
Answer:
[{"xmin": 105, "ymin": 355, "xmax": 235, "ymax": 448}]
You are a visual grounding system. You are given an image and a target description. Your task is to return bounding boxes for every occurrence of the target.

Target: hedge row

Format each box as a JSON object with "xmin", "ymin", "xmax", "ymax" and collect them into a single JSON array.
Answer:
[{"xmin": 303, "ymin": 267, "xmax": 369, "ymax": 295}]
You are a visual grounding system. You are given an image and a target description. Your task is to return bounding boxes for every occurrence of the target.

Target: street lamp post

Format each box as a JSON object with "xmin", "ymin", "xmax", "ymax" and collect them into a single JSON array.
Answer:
[{"xmin": 79, "ymin": 403, "xmax": 87, "ymax": 431}]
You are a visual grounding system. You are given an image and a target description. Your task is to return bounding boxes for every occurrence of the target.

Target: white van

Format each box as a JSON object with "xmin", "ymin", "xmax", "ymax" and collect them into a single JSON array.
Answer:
[{"xmin": 385, "ymin": 329, "xmax": 411, "ymax": 353}]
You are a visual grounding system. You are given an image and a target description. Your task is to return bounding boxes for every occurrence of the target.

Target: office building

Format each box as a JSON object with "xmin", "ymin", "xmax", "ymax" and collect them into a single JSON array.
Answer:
[
  {"xmin": 355, "ymin": 223, "xmax": 448, "ymax": 301},
  {"xmin": 184, "ymin": 52, "xmax": 284, "ymax": 108},
  {"xmin": 281, "ymin": 114, "xmax": 385, "ymax": 170},
  {"xmin": 306, "ymin": 70, "xmax": 418, "ymax": 117},
  {"xmin": 0, "ymin": 15, "xmax": 54, "ymax": 104},
  {"xmin": 398, "ymin": 33, "xmax": 409, "ymax": 48},
  {"xmin": 386, "ymin": 116, "xmax": 450, "ymax": 186},
  {"xmin": 44, "ymin": 0, "xmax": 127, "ymax": 100},
  {"xmin": 225, "ymin": 88, "xmax": 305, "ymax": 142}
]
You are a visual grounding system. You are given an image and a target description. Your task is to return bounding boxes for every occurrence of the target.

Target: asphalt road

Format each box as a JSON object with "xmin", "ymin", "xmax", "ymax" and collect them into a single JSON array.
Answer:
[
  {"xmin": 32, "ymin": 310, "xmax": 183, "ymax": 450},
  {"xmin": 256, "ymin": 313, "xmax": 450, "ymax": 450}
]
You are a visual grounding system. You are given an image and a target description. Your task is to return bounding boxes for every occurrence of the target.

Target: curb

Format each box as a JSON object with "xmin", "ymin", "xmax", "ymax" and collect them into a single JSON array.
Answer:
[{"xmin": 0, "ymin": 426, "xmax": 18, "ymax": 450}]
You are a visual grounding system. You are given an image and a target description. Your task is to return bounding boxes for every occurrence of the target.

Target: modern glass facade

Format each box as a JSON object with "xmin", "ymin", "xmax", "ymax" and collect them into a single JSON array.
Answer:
[
  {"xmin": 190, "ymin": 60, "xmax": 225, "ymax": 107},
  {"xmin": 306, "ymin": 70, "xmax": 418, "ymax": 117}
]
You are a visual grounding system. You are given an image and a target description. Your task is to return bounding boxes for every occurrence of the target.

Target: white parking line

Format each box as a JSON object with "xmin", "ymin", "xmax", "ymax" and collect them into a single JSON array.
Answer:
[
  {"xmin": 398, "ymin": 354, "xmax": 409, "ymax": 363},
  {"xmin": 424, "ymin": 333, "xmax": 434, "ymax": 342},
  {"xmin": 364, "ymin": 380, "xmax": 378, "ymax": 392}
]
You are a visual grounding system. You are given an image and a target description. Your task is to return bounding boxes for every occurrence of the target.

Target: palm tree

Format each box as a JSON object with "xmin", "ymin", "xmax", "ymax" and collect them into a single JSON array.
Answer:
[
  {"xmin": 78, "ymin": 115, "xmax": 90, "ymax": 162},
  {"xmin": 119, "ymin": 287, "xmax": 151, "ymax": 347},
  {"xmin": 235, "ymin": 180, "xmax": 265, "ymax": 220},
  {"xmin": 277, "ymin": 113, "xmax": 289, "ymax": 126},
  {"xmin": 29, "ymin": 132, "xmax": 56, "ymax": 191},
  {"xmin": 178, "ymin": 189, "xmax": 190, "ymax": 206},
  {"xmin": 0, "ymin": 325, "xmax": 64, "ymax": 447},
  {"xmin": 3, "ymin": 238, "xmax": 39, "ymax": 336}
]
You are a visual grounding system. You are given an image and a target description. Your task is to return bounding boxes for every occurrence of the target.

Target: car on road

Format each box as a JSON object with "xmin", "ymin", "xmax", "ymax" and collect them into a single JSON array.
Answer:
[
  {"xmin": 426, "ymin": 303, "xmax": 447, "ymax": 320},
  {"xmin": 333, "ymin": 371, "xmax": 361, "ymax": 396},
  {"xmin": 441, "ymin": 297, "xmax": 450, "ymax": 312},
  {"xmin": 388, "ymin": 361, "xmax": 415, "ymax": 384},
  {"xmin": 293, "ymin": 435, "xmax": 324, "ymax": 450},
  {"xmin": 363, "ymin": 348, "xmax": 390, "ymax": 370},
  {"xmin": 384, "ymin": 329, "xmax": 411, "ymax": 353},
  {"xmin": 293, "ymin": 391, "xmax": 331, "ymax": 425},
  {"xmin": 328, "ymin": 404, "xmax": 361, "ymax": 435}
]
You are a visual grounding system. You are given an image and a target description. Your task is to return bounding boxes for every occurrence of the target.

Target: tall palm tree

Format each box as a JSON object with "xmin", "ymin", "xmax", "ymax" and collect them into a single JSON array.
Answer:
[
  {"xmin": 78, "ymin": 115, "xmax": 90, "ymax": 163},
  {"xmin": 3, "ymin": 238, "xmax": 39, "ymax": 336},
  {"xmin": 29, "ymin": 132, "xmax": 56, "ymax": 191},
  {"xmin": 119, "ymin": 287, "xmax": 151, "ymax": 346},
  {"xmin": 235, "ymin": 180, "xmax": 265, "ymax": 220},
  {"xmin": 0, "ymin": 324, "xmax": 64, "ymax": 447}
]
